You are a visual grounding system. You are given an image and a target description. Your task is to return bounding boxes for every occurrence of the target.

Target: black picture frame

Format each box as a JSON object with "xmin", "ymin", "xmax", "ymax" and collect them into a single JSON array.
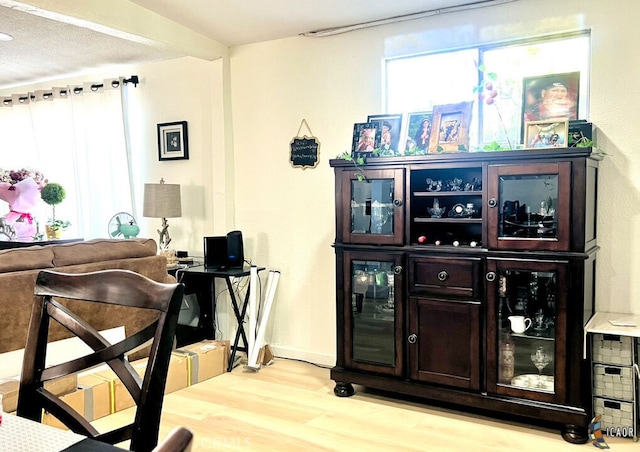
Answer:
[
  {"xmin": 158, "ymin": 121, "xmax": 189, "ymax": 161},
  {"xmin": 521, "ymin": 72, "xmax": 580, "ymax": 142},
  {"xmin": 367, "ymin": 114, "xmax": 403, "ymax": 156},
  {"xmin": 351, "ymin": 122, "xmax": 381, "ymax": 159}
]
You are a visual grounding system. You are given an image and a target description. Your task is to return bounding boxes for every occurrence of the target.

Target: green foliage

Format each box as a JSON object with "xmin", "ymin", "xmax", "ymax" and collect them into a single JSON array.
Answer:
[
  {"xmin": 48, "ymin": 219, "xmax": 70, "ymax": 231},
  {"xmin": 336, "ymin": 151, "xmax": 367, "ymax": 181},
  {"xmin": 404, "ymin": 147, "xmax": 428, "ymax": 156},
  {"xmin": 40, "ymin": 182, "xmax": 66, "ymax": 206}
]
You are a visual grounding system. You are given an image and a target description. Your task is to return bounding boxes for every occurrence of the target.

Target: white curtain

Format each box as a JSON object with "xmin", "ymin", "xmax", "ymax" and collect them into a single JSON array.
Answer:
[{"xmin": 0, "ymin": 80, "xmax": 134, "ymax": 239}]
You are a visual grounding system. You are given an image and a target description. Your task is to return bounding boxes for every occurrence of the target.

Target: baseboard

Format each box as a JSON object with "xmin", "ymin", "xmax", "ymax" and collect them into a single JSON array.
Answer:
[{"xmin": 267, "ymin": 345, "xmax": 335, "ymax": 368}]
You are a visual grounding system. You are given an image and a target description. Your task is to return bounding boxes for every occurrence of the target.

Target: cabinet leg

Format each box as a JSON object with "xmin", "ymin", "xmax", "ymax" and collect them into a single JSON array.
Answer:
[
  {"xmin": 334, "ymin": 382, "xmax": 355, "ymax": 397},
  {"xmin": 561, "ymin": 424, "xmax": 588, "ymax": 444}
]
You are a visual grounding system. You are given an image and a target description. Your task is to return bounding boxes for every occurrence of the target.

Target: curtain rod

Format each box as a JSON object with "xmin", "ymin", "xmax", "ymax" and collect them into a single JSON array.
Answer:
[
  {"xmin": 300, "ymin": 0, "xmax": 520, "ymax": 38},
  {"xmin": 1, "ymin": 75, "xmax": 139, "ymax": 106}
]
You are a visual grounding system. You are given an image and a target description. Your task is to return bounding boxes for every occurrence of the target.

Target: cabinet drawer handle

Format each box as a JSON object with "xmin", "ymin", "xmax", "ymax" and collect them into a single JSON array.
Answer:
[
  {"xmin": 604, "ymin": 367, "xmax": 622, "ymax": 375},
  {"xmin": 407, "ymin": 333, "xmax": 417, "ymax": 344},
  {"xmin": 393, "ymin": 199, "xmax": 403, "ymax": 207},
  {"xmin": 488, "ymin": 198, "xmax": 497, "ymax": 208},
  {"xmin": 393, "ymin": 265, "xmax": 403, "ymax": 275},
  {"xmin": 486, "ymin": 272, "xmax": 496, "ymax": 282},
  {"xmin": 437, "ymin": 271, "xmax": 448, "ymax": 282},
  {"xmin": 604, "ymin": 400, "xmax": 621, "ymax": 410}
]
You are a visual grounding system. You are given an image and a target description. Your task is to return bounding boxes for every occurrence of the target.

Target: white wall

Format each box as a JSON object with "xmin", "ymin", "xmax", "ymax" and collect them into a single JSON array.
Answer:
[
  {"xmin": 229, "ymin": 0, "xmax": 640, "ymax": 365},
  {"xmin": 1, "ymin": 0, "xmax": 638, "ymax": 367}
]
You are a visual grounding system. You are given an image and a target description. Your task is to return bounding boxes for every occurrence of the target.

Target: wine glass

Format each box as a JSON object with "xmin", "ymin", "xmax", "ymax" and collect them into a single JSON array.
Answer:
[{"xmin": 530, "ymin": 346, "xmax": 551, "ymax": 388}]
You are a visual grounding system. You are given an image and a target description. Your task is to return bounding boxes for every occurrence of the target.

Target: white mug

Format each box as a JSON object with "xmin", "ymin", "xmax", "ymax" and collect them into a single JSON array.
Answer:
[{"xmin": 508, "ymin": 315, "xmax": 532, "ymax": 334}]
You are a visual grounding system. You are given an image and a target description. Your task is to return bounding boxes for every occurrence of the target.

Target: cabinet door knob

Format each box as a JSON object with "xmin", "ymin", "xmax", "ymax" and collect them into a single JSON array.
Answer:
[
  {"xmin": 407, "ymin": 333, "xmax": 417, "ymax": 344},
  {"xmin": 393, "ymin": 199, "xmax": 403, "ymax": 207},
  {"xmin": 486, "ymin": 271, "xmax": 496, "ymax": 282},
  {"xmin": 488, "ymin": 198, "xmax": 497, "ymax": 208},
  {"xmin": 393, "ymin": 265, "xmax": 403, "ymax": 275},
  {"xmin": 437, "ymin": 270, "xmax": 448, "ymax": 281}
]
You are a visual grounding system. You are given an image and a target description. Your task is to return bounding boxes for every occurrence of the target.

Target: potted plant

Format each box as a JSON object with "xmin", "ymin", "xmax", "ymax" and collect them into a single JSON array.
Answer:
[{"xmin": 40, "ymin": 182, "xmax": 70, "ymax": 239}]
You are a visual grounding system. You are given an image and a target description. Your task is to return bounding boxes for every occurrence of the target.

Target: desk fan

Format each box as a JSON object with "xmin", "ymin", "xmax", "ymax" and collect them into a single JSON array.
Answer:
[{"xmin": 108, "ymin": 212, "xmax": 140, "ymax": 239}]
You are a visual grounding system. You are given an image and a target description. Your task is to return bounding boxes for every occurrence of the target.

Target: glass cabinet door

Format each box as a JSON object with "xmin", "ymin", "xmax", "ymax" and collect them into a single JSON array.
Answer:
[
  {"xmin": 486, "ymin": 259, "xmax": 567, "ymax": 403},
  {"xmin": 344, "ymin": 250, "xmax": 403, "ymax": 376},
  {"xmin": 341, "ymin": 169, "xmax": 404, "ymax": 245},
  {"xmin": 487, "ymin": 163, "xmax": 571, "ymax": 251}
]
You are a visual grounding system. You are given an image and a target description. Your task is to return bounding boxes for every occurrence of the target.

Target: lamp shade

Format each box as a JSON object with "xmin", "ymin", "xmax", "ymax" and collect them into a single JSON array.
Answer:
[{"xmin": 143, "ymin": 182, "xmax": 182, "ymax": 218}]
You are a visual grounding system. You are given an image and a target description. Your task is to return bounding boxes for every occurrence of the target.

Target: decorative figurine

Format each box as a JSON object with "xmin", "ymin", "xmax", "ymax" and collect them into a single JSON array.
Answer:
[
  {"xmin": 425, "ymin": 178, "xmax": 442, "ymax": 192},
  {"xmin": 447, "ymin": 177, "xmax": 463, "ymax": 191}
]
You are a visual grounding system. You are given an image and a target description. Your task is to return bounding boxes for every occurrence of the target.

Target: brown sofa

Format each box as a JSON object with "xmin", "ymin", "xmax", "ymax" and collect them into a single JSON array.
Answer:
[{"xmin": 0, "ymin": 238, "xmax": 173, "ymax": 356}]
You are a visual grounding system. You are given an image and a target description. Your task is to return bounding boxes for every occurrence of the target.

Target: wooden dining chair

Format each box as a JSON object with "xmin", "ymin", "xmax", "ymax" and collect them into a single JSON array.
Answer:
[
  {"xmin": 152, "ymin": 427, "xmax": 194, "ymax": 452},
  {"xmin": 17, "ymin": 269, "xmax": 184, "ymax": 452}
]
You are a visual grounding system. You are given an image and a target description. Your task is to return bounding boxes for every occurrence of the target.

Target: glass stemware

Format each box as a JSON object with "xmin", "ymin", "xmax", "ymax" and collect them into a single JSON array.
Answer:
[{"xmin": 530, "ymin": 346, "xmax": 551, "ymax": 388}]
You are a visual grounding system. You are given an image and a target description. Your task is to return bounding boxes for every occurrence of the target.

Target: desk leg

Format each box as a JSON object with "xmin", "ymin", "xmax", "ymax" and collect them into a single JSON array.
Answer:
[{"xmin": 226, "ymin": 277, "xmax": 251, "ymax": 372}]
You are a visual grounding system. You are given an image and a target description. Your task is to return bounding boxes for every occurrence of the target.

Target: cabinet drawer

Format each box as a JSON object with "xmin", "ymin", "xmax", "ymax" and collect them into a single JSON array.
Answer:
[
  {"xmin": 593, "ymin": 334, "xmax": 633, "ymax": 366},
  {"xmin": 593, "ymin": 397, "xmax": 636, "ymax": 431},
  {"xmin": 409, "ymin": 256, "xmax": 481, "ymax": 298},
  {"xmin": 593, "ymin": 364, "xmax": 635, "ymax": 401}
]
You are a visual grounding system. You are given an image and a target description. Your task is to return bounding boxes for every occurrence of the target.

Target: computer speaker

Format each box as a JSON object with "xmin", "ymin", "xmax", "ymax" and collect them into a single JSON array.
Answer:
[{"xmin": 226, "ymin": 230, "xmax": 244, "ymax": 268}]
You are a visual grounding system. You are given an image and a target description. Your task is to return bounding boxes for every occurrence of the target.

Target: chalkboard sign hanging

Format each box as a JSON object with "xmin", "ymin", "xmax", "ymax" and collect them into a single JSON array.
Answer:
[{"xmin": 290, "ymin": 119, "xmax": 320, "ymax": 169}]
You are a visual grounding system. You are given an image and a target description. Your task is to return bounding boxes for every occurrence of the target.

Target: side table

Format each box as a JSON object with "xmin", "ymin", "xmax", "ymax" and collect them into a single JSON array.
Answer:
[{"xmin": 170, "ymin": 264, "xmax": 265, "ymax": 371}]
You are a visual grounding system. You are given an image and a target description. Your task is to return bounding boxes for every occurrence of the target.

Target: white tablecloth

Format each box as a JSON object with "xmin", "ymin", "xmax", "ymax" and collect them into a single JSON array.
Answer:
[{"xmin": 0, "ymin": 411, "xmax": 85, "ymax": 451}]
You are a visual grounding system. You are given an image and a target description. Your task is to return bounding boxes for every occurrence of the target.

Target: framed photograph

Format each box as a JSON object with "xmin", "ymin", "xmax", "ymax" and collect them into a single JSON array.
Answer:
[
  {"xmin": 522, "ymin": 72, "xmax": 579, "ymax": 141},
  {"xmin": 351, "ymin": 122, "xmax": 381, "ymax": 159},
  {"xmin": 404, "ymin": 111, "xmax": 432, "ymax": 154},
  {"xmin": 428, "ymin": 101, "xmax": 473, "ymax": 153},
  {"xmin": 524, "ymin": 119, "xmax": 569, "ymax": 149},
  {"xmin": 367, "ymin": 114, "xmax": 403, "ymax": 156},
  {"xmin": 157, "ymin": 121, "xmax": 189, "ymax": 161}
]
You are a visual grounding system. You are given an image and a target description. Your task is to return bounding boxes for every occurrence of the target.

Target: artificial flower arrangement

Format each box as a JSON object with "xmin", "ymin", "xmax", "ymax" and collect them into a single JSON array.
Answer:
[{"xmin": 0, "ymin": 168, "xmax": 47, "ymax": 239}]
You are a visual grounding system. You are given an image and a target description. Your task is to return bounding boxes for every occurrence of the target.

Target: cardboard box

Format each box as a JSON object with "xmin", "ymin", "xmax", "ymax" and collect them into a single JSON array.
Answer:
[
  {"xmin": 176, "ymin": 340, "xmax": 229, "ymax": 385},
  {"xmin": 77, "ymin": 373, "xmax": 112, "ymax": 421},
  {"xmin": 0, "ymin": 373, "xmax": 76, "ymax": 414},
  {"xmin": 93, "ymin": 352, "xmax": 189, "ymax": 413},
  {"xmin": 0, "ymin": 379, "xmax": 19, "ymax": 413},
  {"xmin": 42, "ymin": 389, "xmax": 85, "ymax": 430}
]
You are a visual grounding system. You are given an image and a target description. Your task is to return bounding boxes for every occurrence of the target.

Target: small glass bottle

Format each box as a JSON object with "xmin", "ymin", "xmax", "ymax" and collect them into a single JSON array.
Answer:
[{"xmin": 499, "ymin": 334, "xmax": 515, "ymax": 384}]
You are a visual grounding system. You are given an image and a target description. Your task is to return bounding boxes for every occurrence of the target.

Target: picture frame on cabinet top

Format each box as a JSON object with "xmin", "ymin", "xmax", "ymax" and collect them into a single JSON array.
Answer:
[{"xmin": 428, "ymin": 102, "xmax": 473, "ymax": 153}]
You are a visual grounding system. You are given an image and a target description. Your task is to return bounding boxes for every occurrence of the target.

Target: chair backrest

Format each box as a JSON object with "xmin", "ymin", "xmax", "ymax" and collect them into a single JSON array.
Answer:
[
  {"xmin": 17, "ymin": 269, "xmax": 184, "ymax": 452},
  {"xmin": 152, "ymin": 427, "xmax": 194, "ymax": 452}
]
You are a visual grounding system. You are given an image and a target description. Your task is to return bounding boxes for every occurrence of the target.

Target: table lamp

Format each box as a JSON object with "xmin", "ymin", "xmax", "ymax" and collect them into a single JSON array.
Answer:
[{"xmin": 143, "ymin": 178, "xmax": 181, "ymax": 251}]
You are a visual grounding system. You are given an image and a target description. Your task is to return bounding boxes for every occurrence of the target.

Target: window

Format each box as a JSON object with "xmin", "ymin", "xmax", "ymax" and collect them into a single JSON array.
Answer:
[{"xmin": 385, "ymin": 33, "xmax": 590, "ymax": 150}]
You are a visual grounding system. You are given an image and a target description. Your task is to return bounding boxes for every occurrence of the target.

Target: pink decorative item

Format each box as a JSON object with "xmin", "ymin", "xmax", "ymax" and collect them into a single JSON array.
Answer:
[{"xmin": 0, "ymin": 170, "xmax": 46, "ymax": 240}]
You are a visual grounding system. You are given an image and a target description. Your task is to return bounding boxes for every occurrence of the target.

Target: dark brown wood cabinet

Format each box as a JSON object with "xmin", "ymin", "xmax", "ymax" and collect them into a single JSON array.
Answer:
[{"xmin": 330, "ymin": 148, "xmax": 602, "ymax": 443}]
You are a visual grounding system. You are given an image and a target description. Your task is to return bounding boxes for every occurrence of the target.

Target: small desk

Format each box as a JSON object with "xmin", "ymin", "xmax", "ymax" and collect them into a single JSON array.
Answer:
[
  {"xmin": 0, "ymin": 411, "xmax": 85, "ymax": 451},
  {"xmin": 173, "ymin": 265, "xmax": 265, "ymax": 371}
]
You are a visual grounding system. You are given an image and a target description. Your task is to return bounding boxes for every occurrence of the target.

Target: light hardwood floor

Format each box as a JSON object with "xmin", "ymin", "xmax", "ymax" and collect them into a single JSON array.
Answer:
[{"xmin": 96, "ymin": 357, "xmax": 636, "ymax": 451}]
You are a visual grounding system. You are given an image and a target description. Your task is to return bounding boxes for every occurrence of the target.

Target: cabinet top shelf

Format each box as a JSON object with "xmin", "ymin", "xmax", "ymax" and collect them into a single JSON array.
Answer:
[{"xmin": 329, "ymin": 147, "xmax": 600, "ymax": 168}]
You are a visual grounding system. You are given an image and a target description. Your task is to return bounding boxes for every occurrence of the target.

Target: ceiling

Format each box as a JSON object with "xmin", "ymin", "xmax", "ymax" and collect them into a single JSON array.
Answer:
[{"xmin": 0, "ymin": 0, "xmax": 518, "ymax": 90}]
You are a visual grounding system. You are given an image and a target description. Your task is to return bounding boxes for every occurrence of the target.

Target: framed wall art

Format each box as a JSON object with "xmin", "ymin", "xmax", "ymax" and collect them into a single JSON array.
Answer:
[
  {"xmin": 428, "ymin": 101, "xmax": 473, "ymax": 153},
  {"xmin": 524, "ymin": 119, "xmax": 569, "ymax": 149},
  {"xmin": 367, "ymin": 113, "xmax": 403, "ymax": 156},
  {"xmin": 404, "ymin": 111, "xmax": 432, "ymax": 154},
  {"xmin": 157, "ymin": 121, "xmax": 189, "ymax": 161},
  {"xmin": 351, "ymin": 122, "xmax": 381, "ymax": 159}
]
